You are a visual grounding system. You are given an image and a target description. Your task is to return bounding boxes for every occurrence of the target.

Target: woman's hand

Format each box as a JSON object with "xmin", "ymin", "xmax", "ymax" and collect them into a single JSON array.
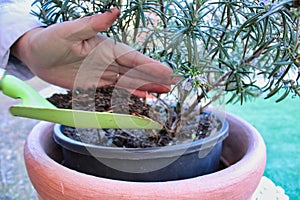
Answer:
[{"xmin": 11, "ymin": 8, "xmax": 176, "ymax": 97}]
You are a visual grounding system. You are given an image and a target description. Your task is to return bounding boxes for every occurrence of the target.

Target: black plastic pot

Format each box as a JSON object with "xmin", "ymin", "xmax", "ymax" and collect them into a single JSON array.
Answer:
[{"xmin": 53, "ymin": 114, "xmax": 228, "ymax": 182}]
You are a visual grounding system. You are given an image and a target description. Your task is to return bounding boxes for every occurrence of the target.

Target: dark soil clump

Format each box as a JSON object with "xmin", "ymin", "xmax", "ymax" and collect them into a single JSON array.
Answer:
[
  {"xmin": 47, "ymin": 87, "xmax": 220, "ymax": 148},
  {"xmin": 47, "ymin": 87, "xmax": 152, "ymax": 117}
]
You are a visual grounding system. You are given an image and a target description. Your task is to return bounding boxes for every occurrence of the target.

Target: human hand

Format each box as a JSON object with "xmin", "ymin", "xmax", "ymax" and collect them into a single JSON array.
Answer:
[{"xmin": 11, "ymin": 8, "xmax": 176, "ymax": 97}]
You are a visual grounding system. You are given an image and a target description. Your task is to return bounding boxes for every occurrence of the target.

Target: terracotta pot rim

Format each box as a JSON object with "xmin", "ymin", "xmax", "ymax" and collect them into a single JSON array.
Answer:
[{"xmin": 24, "ymin": 112, "xmax": 266, "ymax": 200}]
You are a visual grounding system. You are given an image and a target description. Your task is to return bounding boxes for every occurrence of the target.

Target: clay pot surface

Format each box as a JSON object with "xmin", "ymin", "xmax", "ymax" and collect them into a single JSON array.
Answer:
[{"xmin": 24, "ymin": 112, "xmax": 266, "ymax": 200}]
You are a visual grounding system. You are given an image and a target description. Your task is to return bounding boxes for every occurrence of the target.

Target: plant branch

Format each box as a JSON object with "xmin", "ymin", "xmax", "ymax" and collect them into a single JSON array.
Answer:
[
  {"xmin": 244, "ymin": 38, "xmax": 275, "ymax": 64},
  {"xmin": 182, "ymin": 71, "xmax": 231, "ymax": 118},
  {"xmin": 182, "ymin": 90, "xmax": 224, "ymax": 122},
  {"xmin": 293, "ymin": 15, "xmax": 299, "ymax": 53},
  {"xmin": 242, "ymin": 34, "xmax": 250, "ymax": 62},
  {"xmin": 211, "ymin": 3, "xmax": 231, "ymax": 61}
]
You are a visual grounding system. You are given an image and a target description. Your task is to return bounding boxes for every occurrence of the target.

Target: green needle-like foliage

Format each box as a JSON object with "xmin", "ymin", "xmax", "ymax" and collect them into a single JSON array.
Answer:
[{"xmin": 31, "ymin": 0, "xmax": 300, "ymax": 133}]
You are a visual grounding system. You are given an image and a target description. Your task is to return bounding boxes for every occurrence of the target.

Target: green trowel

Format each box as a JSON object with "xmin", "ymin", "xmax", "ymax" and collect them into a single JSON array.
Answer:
[{"xmin": 0, "ymin": 69, "xmax": 162, "ymax": 129}]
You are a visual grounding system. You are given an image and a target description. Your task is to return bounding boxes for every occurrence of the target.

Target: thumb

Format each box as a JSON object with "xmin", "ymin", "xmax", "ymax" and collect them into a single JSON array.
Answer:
[
  {"xmin": 63, "ymin": 8, "xmax": 120, "ymax": 40},
  {"xmin": 90, "ymin": 8, "xmax": 120, "ymax": 32}
]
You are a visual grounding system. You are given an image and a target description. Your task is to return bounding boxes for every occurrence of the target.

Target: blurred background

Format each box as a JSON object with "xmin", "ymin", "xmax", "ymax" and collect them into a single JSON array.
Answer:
[{"xmin": 226, "ymin": 94, "xmax": 300, "ymax": 199}]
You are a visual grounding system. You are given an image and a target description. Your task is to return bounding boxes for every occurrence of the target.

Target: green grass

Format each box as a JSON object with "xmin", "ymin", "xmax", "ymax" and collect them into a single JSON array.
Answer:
[{"xmin": 225, "ymin": 94, "xmax": 300, "ymax": 199}]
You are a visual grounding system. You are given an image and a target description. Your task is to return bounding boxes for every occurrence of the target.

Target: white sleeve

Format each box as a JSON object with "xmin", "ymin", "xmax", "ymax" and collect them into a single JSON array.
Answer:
[{"xmin": 0, "ymin": 0, "xmax": 44, "ymax": 79}]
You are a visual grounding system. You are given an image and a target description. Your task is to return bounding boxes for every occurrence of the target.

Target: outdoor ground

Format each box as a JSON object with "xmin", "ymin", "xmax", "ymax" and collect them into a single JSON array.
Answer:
[{"xmin": 0, "ymin": 77, "xmax": 298, "ymax": 199}]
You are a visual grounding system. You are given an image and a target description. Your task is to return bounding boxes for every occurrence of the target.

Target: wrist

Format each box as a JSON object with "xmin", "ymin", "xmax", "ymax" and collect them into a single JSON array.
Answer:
[{"xmin": 11, "ymin": 27, "xmax": 44, "ymax": 66}]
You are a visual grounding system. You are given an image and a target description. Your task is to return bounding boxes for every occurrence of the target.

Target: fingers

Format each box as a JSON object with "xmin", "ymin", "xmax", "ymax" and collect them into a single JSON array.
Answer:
[
  {"xmin": 79, "ymin": 37, "xmax": 178, "ymax": 89},
  {"xmin": 114, "ymin": 74, "xmax": 171, "ymax": 93},
  {"xmin": 99, "ymin": 61, "xmax": 175, "ymax": 92},
  {"xmin": 95, "ymin": 69, "xmax": 171, "ymax": 93},
  {"xmin": 113, "ymin": 47, "xmax": 176, "ymax": 85}
]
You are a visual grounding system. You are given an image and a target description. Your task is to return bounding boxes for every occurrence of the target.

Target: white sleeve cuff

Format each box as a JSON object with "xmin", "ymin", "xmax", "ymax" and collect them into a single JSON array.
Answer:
[{"xmin": 0, "ymin": 1, "xmax": 44, "ymax": 79}]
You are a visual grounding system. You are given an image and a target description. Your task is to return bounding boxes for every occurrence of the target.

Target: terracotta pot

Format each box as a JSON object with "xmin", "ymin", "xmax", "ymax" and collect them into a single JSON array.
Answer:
[{"xmin": 24, "ymin": 112, "xmax": 266, "ymax": 200}]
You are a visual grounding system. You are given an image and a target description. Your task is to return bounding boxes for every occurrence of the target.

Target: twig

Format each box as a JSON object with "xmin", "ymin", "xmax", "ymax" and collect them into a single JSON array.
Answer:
[
  {"xmin": 293, "ymin": 16, "xmax": 299, "ymax": 53},
  {"xmin": 182, "ymin": 71, "xmax": 231, "ymax": 118},
  {"xmin": 211, "ymin": 4, "xmax": 231, "ymax": 61}
]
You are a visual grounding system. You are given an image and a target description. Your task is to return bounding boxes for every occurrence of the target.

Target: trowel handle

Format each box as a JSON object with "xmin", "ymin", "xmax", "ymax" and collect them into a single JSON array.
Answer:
[{"xmin": 0, "ymin": 69, "xmax": 55, "ymax": 108}]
